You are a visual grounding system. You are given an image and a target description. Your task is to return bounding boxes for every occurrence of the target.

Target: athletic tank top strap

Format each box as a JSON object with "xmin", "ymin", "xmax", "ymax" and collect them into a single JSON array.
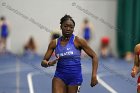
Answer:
[
  {"xmin": 56, "ymin": 34, "xmax": 75, "ymax": 46},
  {"xmin": 56, "ymin": 36, "xmax": 61, "ymax": 47},
  {"xmin": 69, "ymin": 34, "xmax": 75, "ymax": 44}
]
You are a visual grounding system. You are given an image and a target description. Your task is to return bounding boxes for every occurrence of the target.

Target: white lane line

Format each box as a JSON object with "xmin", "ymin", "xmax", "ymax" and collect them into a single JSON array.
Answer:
[
  {"xmin": 27, "ymin": 72, "xmax": 39, "ymax": 93},
  {"xmin": 27, "ymin": 73, "xmax": 34, "ymax": 93},
  {"xmin": 27, "ymin": 71, "xmax": 53, "ymax": 93},
  {"xmin": 80, "ymin": 64, "xmax": 117, "ymax": 93},
  {"xmin": 16, "ymin": 59, "xmax": 20, "ymax": 93},
  {"xmin": 97, "ymin": 75, "xmax": 118, "ymax": 93}
]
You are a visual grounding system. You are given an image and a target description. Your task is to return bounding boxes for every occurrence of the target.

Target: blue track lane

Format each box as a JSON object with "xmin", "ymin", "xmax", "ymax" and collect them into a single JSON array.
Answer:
[{"xmin": 0, "ymin": 53, "xmax": 137, "ymax": 93}]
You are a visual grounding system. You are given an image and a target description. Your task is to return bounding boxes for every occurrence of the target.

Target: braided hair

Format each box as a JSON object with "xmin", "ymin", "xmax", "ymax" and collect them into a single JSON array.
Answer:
[{"xmin": 60, "ymin": 15, "xmax": 75, "ymax": 26}]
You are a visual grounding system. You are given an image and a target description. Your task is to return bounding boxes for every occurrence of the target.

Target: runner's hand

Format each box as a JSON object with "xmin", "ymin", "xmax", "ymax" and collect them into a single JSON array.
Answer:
[{"xmin": 90, "ymin": 76, "xmax": 98, "ymax": 87}]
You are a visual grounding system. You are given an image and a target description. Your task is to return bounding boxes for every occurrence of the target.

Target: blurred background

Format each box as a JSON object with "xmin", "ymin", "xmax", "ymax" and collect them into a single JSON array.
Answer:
[
  {"xmin": 0, "ymin": 0, "xmax": 140, "ymax": 93},
  {"xmin": 0, "ymin": 0, "xmax": 118, "ymax": 55}
]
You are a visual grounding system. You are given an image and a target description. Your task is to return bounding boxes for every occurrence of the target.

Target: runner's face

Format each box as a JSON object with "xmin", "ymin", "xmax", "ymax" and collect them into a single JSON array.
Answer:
[{"xmin": 61, "ymin": 19, "xmax": 74, "ymax": 37}]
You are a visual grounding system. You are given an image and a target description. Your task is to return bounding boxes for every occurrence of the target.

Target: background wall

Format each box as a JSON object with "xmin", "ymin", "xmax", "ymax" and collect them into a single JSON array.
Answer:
[{"xmin": 0, "ymin": 0, "xmax": 117, "ymax": 55}]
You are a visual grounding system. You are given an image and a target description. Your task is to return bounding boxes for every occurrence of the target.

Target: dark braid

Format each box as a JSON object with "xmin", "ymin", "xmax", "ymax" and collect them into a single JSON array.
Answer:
[{"xmin": 60, "ymin": 15, "xmax": 75, "ymax": 26}]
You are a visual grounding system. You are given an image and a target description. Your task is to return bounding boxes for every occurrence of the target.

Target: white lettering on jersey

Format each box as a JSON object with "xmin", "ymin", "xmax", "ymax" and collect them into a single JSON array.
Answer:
[{"xmin": 57, "ymin": 51, "xmax": 73, "ymax": 57}]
